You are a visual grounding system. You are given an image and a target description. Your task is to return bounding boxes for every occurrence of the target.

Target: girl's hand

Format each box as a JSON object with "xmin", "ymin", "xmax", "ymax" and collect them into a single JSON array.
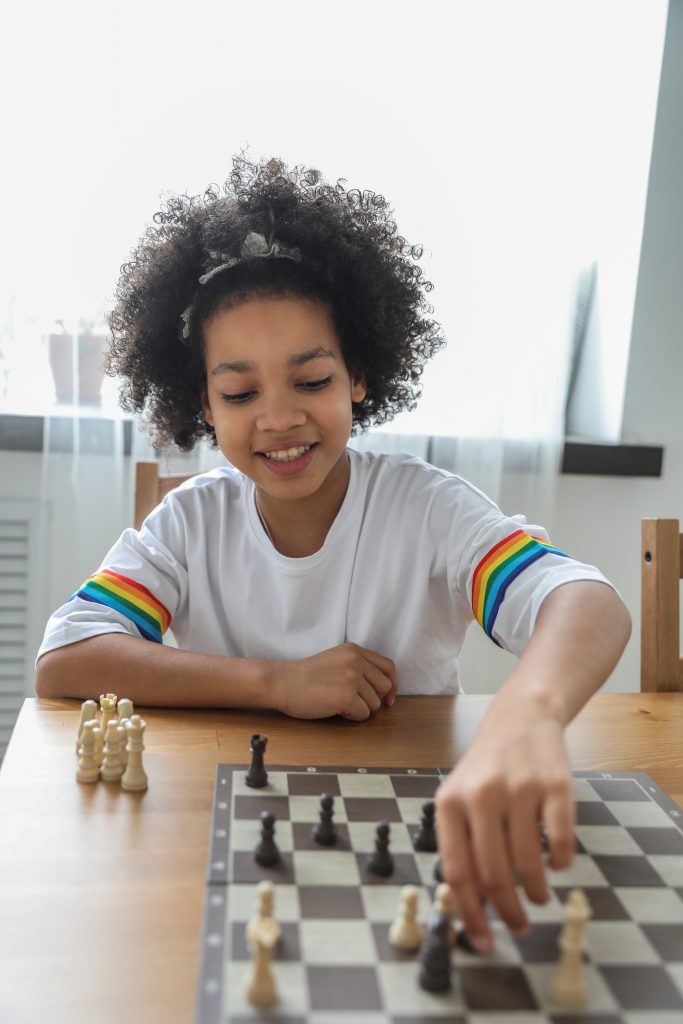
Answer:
[
  {"xmin": 273, "ymin": 643, "xmax": 397, "ymax": 720},
  {"xmin": 435, "ymin": 699, "xmax": 575, "ymax": 952}
]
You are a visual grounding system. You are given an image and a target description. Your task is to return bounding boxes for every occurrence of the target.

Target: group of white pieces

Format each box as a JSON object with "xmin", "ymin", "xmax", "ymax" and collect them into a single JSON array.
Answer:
[
  {"xmin": 241, "ymin": 880, "xmax": 591, "ymax": 1010},
  {"xmin": 75, "ymin": 693, "xmax": 148, "ymax": 792},
  {"xmin": 390, "ymin": 882, "xmax": 591, "ymax": 1007}
]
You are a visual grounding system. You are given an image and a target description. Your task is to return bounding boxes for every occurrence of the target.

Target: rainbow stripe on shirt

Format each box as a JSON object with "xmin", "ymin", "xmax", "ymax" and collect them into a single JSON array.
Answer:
[
  {"xmin": 71, "ymin": 569, "xmax": 171, "ymax": 644},
  {"xmin": 472, "ymin": 529, "xmax": 568, "ymax": 644}
]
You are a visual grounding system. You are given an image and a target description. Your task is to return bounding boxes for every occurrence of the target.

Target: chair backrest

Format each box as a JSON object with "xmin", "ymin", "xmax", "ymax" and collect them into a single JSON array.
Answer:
[
  {"xmin": 641, "ymin": 518, "xmax": 683, "ymax": 692},
  {"xmin": 134, "ymin": 462, "xmax": 196, "ymax": 530}
]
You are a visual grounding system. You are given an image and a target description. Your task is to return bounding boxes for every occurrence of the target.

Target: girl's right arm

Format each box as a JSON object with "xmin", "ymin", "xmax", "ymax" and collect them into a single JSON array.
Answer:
[{"xmin": 35, "ymin": 635, "xmax": 397, "ymax": 720}]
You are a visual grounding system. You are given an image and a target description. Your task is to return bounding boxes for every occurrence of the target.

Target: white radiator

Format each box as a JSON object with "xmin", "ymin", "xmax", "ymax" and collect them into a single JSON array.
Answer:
[{"xmin": 0, "ymin": 500, "xmax": 43, "ymax": 762}]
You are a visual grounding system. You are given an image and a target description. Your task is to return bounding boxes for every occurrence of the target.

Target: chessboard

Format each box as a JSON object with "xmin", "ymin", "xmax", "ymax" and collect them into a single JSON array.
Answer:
[{"xmin": 196, "ymin": 762, "xmax": 683, "ymax": 1023}]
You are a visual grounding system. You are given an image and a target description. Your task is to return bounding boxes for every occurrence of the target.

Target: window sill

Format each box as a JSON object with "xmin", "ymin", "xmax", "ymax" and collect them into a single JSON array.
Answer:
[{"xmin": 0, "ymin": 414, "xmax": 664, "ymax": 476}]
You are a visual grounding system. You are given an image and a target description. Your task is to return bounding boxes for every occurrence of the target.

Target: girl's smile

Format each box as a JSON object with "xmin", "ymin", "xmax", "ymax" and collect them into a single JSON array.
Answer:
[{"xmin": 201, "ymin": 294, "xmax": 366, "ymax": 554}]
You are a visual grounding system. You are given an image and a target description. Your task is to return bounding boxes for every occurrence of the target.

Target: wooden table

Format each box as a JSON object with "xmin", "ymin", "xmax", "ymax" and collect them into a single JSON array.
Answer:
[{"xmin": 1, "ymin": 693, "xmax": 681, "ymax": 1024}]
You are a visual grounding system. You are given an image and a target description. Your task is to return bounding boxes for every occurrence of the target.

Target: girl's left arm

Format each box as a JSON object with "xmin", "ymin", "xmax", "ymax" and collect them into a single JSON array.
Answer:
[{"xmin": 436, "ymin": 580, "xmax": 631, "ymax": 952}]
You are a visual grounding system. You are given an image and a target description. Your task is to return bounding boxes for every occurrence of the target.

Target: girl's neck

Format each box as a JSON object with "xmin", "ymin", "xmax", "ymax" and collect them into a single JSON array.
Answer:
[{"xmin": 254, "ymin": 452, "xmax": 350, "ymax": 557}]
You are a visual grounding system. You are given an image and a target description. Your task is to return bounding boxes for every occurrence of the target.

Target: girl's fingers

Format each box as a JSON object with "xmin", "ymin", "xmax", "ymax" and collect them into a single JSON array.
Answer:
[
  {"xmin": 437, "ymin": 794, "xmax": 493, "ymax": 951},
  {"xmin": 507, "ymin": 787, "xmax": 550, "ymax": 904},
  {"xmin": 469, "ymin": 801, "xmax": 528, "ymax": 936},
  {"xmin": 542, "ymin": 776, "xmax": 576, "ymax": 870}
]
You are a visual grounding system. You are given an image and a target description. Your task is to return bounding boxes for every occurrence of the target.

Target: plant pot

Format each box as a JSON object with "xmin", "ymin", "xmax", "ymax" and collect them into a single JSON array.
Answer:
[{"xmin": 48, "ymin": 332, "xmax": 107, "ymax": 405}]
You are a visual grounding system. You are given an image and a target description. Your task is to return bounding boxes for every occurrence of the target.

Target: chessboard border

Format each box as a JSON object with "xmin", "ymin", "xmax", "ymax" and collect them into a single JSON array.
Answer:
[{"xmin": 196, "ymin": 766, "xmax": 683, "ymax": 1024}]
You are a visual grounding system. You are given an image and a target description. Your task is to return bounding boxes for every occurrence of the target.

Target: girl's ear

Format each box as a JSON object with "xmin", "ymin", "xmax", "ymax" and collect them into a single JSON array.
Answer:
[
  {"xmin": 351, "ymin": 372, "xmax": 367, "ymax": 404},
  {"xmin": 201, "ymin": 392, "xmax": 214, "ymax": 427}
]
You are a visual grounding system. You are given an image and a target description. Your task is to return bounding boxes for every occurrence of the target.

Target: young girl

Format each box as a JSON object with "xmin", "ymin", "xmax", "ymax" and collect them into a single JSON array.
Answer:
[{"xmin": 36, "ymin": 154, "xmax": 631, "ymax": 953}]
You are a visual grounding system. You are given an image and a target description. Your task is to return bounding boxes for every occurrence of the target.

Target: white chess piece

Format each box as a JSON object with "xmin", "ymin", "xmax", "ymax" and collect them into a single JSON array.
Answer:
[
  {"xmin": 433, "ymin": 882, "xmax": 458, "ymax": 946},
  {"xmin": 76, "ymin": 721, "xmax": 101, "ymax": 783},
  {"xmin": 99, "ymin": 694, "xmax": 118, "ymax": 745},
  {"xmin": 550, "ymin": 888, "xmax": 591, "ymax": 1006},
  {"xmin": 101, "ymin": 720, "xmax": 125, "ymax": 781},
  {"xmin": 117, "ymin": 720, "xmax": 130, "ymax": 767},
  {"xmin": 244, "ymin": 925, "xmax": 278, "ymax": 1007},
  {"xmin": 389, "ymin": 884, "xmax": 423, "ymax": 951},
  {"xmin": 121, "ymin": 715, "xmax": 148, "ymax": 792},
  {"xmin": 117, "ymin": 698, "xmax": 134, "ymax": 720},
  {"xmin": 76, "ymin": 699, "xmax": 98, "ymax": 755},
  {"xmin": 246, "ymin": 880, "xmax": 281, "ymax": 947}
]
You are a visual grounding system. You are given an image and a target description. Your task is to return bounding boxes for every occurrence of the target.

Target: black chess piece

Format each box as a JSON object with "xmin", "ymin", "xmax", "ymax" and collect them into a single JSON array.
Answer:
[
  {"xmin": 418, "ymin": 910, "xmax": 452, "ymax": 993},
  {"xmin": 246, "ymin": 733, "xmax": 268, "ymax": 789},
  {"xmin": 413, "ymin": 799, "xmax": 437, "ymax": 852},
  {"xmin": 433, "ymin": 856, "xmax": 443, "ymax": 883},
  {"xmin": 312, "ymin": 793, "xmax": 338, "ymax": 846},
  {"xmin": 254, "ymin": 810, "xmax": 280, "ymax": 866},
  {"xmin": 367, "ymin": 820, "xmax": 394, "ymax": 877}
]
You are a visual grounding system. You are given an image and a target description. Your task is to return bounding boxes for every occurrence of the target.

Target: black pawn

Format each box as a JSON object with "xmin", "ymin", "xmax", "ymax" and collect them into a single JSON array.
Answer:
[
  {"xmin": 413, "ymin": 799, "xmax": 437, "ymax": 852},
  {"xmin": 254, "ymin": 810, "xmax": 280, "ymax": 867},
  {"xmin": 312, "ymin": 793, "xmax": 338, "ymax": 846},
  {"xmin": 367, "ymin": 820, "xmax": 394, "ymax": 877},
  {"xmin": 418, "ymin": 910, "xmax": 452, "ymax": 993},
  {"xmin": 246, "ymin": 733, "xmax": 268, "ymax": 789}
]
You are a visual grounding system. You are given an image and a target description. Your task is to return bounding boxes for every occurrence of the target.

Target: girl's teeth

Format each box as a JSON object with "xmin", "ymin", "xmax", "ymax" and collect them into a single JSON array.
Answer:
[{"xmin": 264, "ymin": 445, "xmax": 312, "ymax": 463}]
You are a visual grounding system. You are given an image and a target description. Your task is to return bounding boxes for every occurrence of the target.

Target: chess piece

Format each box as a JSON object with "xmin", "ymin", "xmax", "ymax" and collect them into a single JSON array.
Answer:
[
  {"xmin": 312, "ymin": 793, "xmax": 338, "ymax": 846},
  {"xmin": 121, "ymin": 715, "xmax": 148, "ymax": 792},
  {"xmin": 418, "ymin": 910, "xmax": 452, "ymax": 993},
  {"xmin": 76, "ymin": 721, "xmax": 101, "ymax": 783},
  {"xmin": 550, "ymin": 888, "xmax": 591, "ymax": 1006},
  {"xmin": 101, "ymin": 720, "xmax": 125, "ymax": 781},
  {"xmin": 99, "ymin": 694, "xmax": 118, "ymax": 744},
  {"xmin": 367, "ymin": 821, "xmax": 394, "ymax": 877},
  {"xmin": 117, "ymin": 720, "xmax": 130, "ymax": 767},
  {"xmin": 117, "ymin": 697, "xmax": 134, "ymax": 720},
  {"xmin": 244, "ymin": 926, "xmax": 278, "ymax": 1007},
  {"xmin": 433, "ymin": 882, "xmax": 458, "ymax": 946},
  {"xmin": 389, "ymin": 885, "xmax": 423, "ymax": 951},
  {"xmin": 254, "ymin": 811, "xmax": 280, "ymax": 867},
  {"xmin": 76, "ymin": 699, "xmax": 98, "ymax": 754},
  {"xmin": 246, "ymin": 880, "xmax": 281, "ymax": 947},
  {"xmin": 413, "ymin": 799, "xmax": 437, "ymax": 852},
  {"xmin": 433, "ymin": 856, "xmax": 443, "ymax": 883},
  {"xmin": 246, "ymin": 734, "xmax": 268, "ymax": 789}
]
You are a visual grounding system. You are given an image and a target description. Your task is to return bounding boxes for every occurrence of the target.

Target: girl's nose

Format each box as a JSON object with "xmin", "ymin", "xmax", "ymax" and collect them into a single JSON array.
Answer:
[{"xmin": 255, "ymin": 393, "xmax": 307, "ymax": 432}]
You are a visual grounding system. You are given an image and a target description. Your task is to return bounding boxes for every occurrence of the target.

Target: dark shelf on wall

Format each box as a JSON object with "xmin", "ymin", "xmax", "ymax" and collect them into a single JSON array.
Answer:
[
  {"xmin": 561, "ymin": 439, "xmax": 663, "ymax": 477},
  {"xmin": 0, "ymin": 414, "xmax": 133, "ymax": 455},
  {"xmin": 0, "ymin": 415, "xmax": 665, "ymax": 477}
]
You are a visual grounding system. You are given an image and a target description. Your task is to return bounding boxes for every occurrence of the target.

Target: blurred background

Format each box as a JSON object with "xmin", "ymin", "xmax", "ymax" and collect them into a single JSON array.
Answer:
[{"xmin": 1, "ymin": 0, "xmax": 680, "ymax": 759}]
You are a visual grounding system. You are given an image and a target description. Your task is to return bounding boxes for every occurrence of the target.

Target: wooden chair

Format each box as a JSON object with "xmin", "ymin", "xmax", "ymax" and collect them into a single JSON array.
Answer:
[
  {"xmin": 134, "ymin": 462, "xmax": 195, "ymax": 530},
  {"xmin": 641, "ymin": 518, "xmax": 683, "ymax": 692}
]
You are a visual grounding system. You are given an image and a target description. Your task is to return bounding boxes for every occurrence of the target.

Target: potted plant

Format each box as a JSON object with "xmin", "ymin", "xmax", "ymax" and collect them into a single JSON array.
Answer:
[{"xmin": 48, "ymin": 318, "xmax": 109, "ymax": 405}]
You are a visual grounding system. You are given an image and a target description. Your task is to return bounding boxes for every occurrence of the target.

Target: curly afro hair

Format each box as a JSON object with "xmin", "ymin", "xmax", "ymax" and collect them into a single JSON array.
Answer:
[{"xmin": 106, "ymin": 153, "xmax": 445, "ymax": 450}]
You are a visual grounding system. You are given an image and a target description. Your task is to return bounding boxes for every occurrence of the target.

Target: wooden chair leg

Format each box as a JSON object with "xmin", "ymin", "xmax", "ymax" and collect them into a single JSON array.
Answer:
[{"xmin": 641, "ymin": 519, "xmax": 681, "ymax": 692}]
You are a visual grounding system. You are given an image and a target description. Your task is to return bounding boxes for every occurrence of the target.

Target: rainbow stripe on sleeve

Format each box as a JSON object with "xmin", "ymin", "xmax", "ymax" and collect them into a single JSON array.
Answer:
[
  {"xmin": 471, "ymin": 529, "xmax": 568, "ymax": 644},
  {"xmin": 70, "ymin": 569, "xmax": 171, "ymax": 644}
]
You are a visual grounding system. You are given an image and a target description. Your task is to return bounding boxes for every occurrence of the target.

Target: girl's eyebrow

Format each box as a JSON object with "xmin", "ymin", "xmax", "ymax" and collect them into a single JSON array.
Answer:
[{"xmin": 210, "ymin": 346, "xmax": 337, "ymax": 376}]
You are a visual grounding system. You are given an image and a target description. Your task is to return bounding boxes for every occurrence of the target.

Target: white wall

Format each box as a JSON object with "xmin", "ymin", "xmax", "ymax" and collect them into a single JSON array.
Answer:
[{"xmin": 4, "ymin": 2, "xmax": 681, "ymax": 699}]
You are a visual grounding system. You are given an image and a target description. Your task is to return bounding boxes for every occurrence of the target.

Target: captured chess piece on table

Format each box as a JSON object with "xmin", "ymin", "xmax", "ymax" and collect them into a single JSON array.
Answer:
[{"xmin": 75, "ymin": 696, "xmax": 146, "ymax": 790}]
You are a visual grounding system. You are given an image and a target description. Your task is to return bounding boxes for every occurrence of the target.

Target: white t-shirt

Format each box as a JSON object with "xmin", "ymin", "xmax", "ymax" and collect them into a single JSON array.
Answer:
[{"xmin": 38, "ymin": 450, "xmax": 612, "ymax": 694}]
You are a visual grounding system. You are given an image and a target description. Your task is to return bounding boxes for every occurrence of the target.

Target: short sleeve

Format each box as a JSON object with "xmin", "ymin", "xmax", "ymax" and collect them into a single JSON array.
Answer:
[
  {"xmin": 37, "ymin": 504, "xmax": 189, "ymax": 660},
  {"xmin": 448, "ymin": 487, "xmax": 614, "ymax": 656}
]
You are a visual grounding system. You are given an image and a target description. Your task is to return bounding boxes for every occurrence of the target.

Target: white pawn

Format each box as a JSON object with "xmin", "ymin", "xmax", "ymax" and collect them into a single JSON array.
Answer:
[
  {"xmin": 246, "ymin": 880, "xmax": 281, "ymax": 947},
  {"xmin": 550, "ymin": 888, "xmax": 591, "ymax": 1006},
  {"xmin": 99, "ymin": 694, "xmax": 118, "ymax": 744},
  {"xmin": 117, "ymin": 697, "xmax": 134, "ymax": 720},
  {"xmin": 389, "ymin": 884, "xmax": 423, "ymax": 951},
  {"xmin": 76, "ymin": 699, "xmax": 98, "ymax": 754},
  {"xmin": 101, "ymin": 720, "xmax": 125, "ymax": 781},
  {"xmin": 244, "ymin": 927, "xmax": 278, "ymax": 1008},
  {"xmin": 76, "ymin": 721, "xmax": 101, "ymax": 783},
  {"xmin": 433, "ymin": 882, "xmax": 458, "ymax": 946},
  {"xmin": 117, "ymin": 720, "xmax": 130, "ymax": 767},
  {"xmin": 121, "ymin": 715, "xmax": 148, "ymax": 792}
]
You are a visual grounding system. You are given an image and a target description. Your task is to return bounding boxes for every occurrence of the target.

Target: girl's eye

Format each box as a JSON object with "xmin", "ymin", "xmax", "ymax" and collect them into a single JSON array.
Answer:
[
  {"xmin": 300, "ymin": 376, "xmax": 332, "ymax": 391},
  {"xmin": 220, "ymin": 391, "xmax": 255, "ymax": 404}
]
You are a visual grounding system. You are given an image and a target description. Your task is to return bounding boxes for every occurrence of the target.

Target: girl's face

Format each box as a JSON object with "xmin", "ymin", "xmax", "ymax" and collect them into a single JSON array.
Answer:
[{"xmin": 201, "ymin": 295, "xmax": 366, "ymax": 508}]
